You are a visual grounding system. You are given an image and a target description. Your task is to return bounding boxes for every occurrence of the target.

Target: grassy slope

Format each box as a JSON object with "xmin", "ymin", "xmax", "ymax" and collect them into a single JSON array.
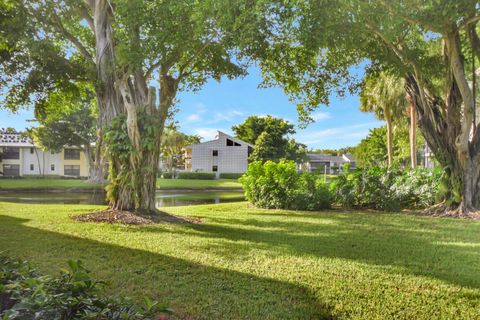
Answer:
[
  {"xmin": 0, "ymin": 202, "xmax": 479, "ymax": 319},
  {"xmin": 0, "ymin": 178, "xmax": 241, "ymax": 190}
]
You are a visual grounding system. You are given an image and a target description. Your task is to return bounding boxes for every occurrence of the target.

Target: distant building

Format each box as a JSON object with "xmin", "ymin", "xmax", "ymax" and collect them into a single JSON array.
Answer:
[
  {"xmin": 184, "ymin": 131, "xmax": 253, "ymax": 177},
  {"xmin": 305, "ymin": 153, "xmax": 356, "ymax": 174},
  {"xmin": 0, "ymin": 129, "xmax": 89, "ymax": 177}
]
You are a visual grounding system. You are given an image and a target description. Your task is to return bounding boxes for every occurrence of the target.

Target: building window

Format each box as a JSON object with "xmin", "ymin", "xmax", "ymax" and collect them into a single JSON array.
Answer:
[
  {"xmin": 64, "ymin": 148, "xmax": 80, "ymax": 160},
  {"xmin": 212, "ymin": 150, "xmax": 218, "ymax": 156},
  {"xmin": 30, "ymin": 164, "xmax": 34, "ymax": 171},
  {"xmin": 30, "ymin": 147, "xmax": 34, "ymax": 154},
  {"xmin": 212, "ymin": 165, "xmax": 218, "ymax": 172},
  {"xmin": 64, "ymin": 165, "xmax": 80, "ymax": 176},
  {"xmin": 2, "ymin": 147, "xmax": 20, "ymax": 159},
  {"xmin": 226, "ymin": 139, "xmax": 241, "ymax": 147},
  {"xmin": 51, "ymin": 164, "xmax": 55, "ymax": 171},
  {"xmin": 2, "ymin": 164, "xmax": 20, "ymax": 177},
  {"xmin": 248, "ymin": 146, "xmax": 253, "ymax": 157}
]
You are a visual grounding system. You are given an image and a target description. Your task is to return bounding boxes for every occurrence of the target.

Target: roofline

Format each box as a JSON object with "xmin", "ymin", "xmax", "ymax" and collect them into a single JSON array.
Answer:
[{"xmin": 184, "ymin": 130, "xmax": 253, "ymax": 148}]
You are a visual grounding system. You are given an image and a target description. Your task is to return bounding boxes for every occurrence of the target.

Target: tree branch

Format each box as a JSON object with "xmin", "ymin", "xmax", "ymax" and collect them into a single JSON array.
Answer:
[{"xmin": 50, "ymin": 10, "xmax": 95, "ymax": 66}]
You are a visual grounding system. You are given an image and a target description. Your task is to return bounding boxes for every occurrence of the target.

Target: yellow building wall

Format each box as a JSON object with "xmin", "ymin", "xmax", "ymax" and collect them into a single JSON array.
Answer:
[{"xmin": 61, "ymin": 149, "xmax": 90, "ymax": 177}]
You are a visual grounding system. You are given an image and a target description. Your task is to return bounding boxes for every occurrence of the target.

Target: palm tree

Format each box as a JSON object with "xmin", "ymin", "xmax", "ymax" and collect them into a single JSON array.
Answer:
[{"xmin": 360, "ymin": 71, "xmax": 407, "ymax": 166}]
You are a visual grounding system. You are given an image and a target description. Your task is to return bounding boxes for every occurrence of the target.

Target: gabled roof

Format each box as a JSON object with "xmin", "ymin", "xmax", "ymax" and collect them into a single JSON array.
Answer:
[{"xmin": 184, "ymin": 131, "xmax": 252, "ymax": 149}]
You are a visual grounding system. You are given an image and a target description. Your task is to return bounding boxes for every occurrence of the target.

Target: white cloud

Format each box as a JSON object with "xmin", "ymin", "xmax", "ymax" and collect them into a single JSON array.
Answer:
[
  {"xmin": 205, "ymin": 109, "xmax": 245, "ymax": 124},
  {"xmin": 296, "ymin": 122, "xmax": 381, "ymax": 147},
  {"xmin": 186, "ymin": 114, "xmax": 201, "ymax": 122},
  {"xmin": 311, "ymin": 111, "xmax": 332, "ymax": 122}
]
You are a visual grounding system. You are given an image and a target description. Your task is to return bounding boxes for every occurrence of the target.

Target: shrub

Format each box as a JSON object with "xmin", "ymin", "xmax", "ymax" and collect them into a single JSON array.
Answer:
[
  {"xmin": 0, "ymin": 256, "xmax": 171, "ymax": 319},
  {"xmin": 240, "ymin": 160, "xmax": 333, "ymax": 210},
  {"xmin": 391, "ymin": 167, "xmax": 443, "ymax": 209},
  {"xmin": 219, "ymin": 173, "xmax": 243, "ymax": 179},
  {"xmin": 332, "ymin": 165, "xmax": 443, "ymax": 211},
  {"xmin": 161, "ymin": 171, "xmax": 175, "ymax": 179},
  {"xmin": 177, "ymin": 172, "xmax": 216, "ymax": 180}
]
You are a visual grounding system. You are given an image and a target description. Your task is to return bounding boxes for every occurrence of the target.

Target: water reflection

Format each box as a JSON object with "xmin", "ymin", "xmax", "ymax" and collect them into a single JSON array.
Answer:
[{"xmin": 0, "ymin": 190, "xmax": 244, "ymax": 207}]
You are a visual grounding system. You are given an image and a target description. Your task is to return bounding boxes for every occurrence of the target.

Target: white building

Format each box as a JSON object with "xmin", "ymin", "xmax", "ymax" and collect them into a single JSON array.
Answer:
[
  {"xmin": 184, "ymin": 131, "xmax": 253, "ymax": 177},
  {"xmin": 305, "ymin": 153, "xmax": 356, "ymax": 174},
  {"xmin": 0, "ymin": 130, "xmax": 90, "ymax": 177}
]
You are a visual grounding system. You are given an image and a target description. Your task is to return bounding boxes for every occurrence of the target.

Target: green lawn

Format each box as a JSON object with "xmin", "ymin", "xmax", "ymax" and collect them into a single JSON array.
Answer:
[
  {"xmin": 0, "ymin": 178, "xmax": 241, "ymax": 190},
  {"xmin": 156, "ymin": 178, "xmax": 241, "ymax": 190},
  {"xmin": 0, "ymin": 202, "xmax": 479, "ymax": 319},
  {"xmin": 0, "ymin": 178, "xmax": 102, "ymax": 190}
]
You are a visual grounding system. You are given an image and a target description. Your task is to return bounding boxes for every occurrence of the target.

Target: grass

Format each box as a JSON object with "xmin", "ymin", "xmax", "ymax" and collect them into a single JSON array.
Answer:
[
  {"xmin": 0, "ymin": 202, "xmax": 479, "ymax": 319},
  {"xmin": 156, "ymin": 178, "xmax": 241, "ymax": 190},
  {"xmin": 0, "ymin": 178, "xmax": 101, "ymax": 190},
  {"xmin": 0, "ymin": 178, "xmax": 241, "ymax": 190}
]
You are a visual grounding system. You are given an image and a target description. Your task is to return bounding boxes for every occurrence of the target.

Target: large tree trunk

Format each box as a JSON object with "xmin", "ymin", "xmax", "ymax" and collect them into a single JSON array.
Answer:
[
  {"xmin": 385, "ymin": 113, "xmax": 394, "ymax": 166},
  {"xmin": 405, "ymin": 74, "xmax": 480, "ymax": 214},
  {"xmin": 89, "ymin": 0, "xmax": 175, "ymax": 213}
]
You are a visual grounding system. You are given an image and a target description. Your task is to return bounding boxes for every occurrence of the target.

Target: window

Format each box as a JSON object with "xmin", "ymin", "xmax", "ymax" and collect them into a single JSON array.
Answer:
[
  {"xmin": 248, "ymin": 146, "xmax": 253, "ymax": 157},
  {"xmin": 212, "ymin": 165, "xmax": 218, "ymax": 172},
  {"xmin": 2, "ymin": 147, "xmax": 20, "ymax": 159},
  {"xmin": 30, "ymin": 164, "xmax": 34, "ymax": 171},
  {"xmin": 30, "ymin": 147, "xmax": 34, "ymax": 154},
  {"xmin": 64, "ymin": 148, "xmax": 80, "ymax": 160},
  {"xmin": 212, "ymin": 150, "xmax": 218, "ymax": 156},
  {"xmin": 64, "ymin": 165, "xmax": 80, "ymax": 176},
  {"xmin": 2, "ymin": 164, "xmax": 20, "ymax": 176},
  {"xmin": 226, "ymin": 139, "xmax": 241, "ymax": 147},
  {"xmin": 51, "ymin": 164, "xmax": 55, "ymax": 171}
]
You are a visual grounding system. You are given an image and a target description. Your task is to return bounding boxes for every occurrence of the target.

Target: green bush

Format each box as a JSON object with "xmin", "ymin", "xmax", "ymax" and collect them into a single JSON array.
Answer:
[
  {"xmin": 219, "ymin": 173, "xmax": 243, "ymax": 179},
  {"xmin": 177, "ymin": 172, "xmax": 216, "ymax": 180},
  {"xmin": 240, "ymin": 160, "xmax": 332, "ymax": 210},
  {"xmin": 161, "ymin": 171, "xmax": 175, "ymax": 179},
  {"xmin": 0, "ymin": 256, "xmax": 171, "ymax": 319},
  {"xmin": 332, "ymin": 165, "xmax": 442, "ymax": 211}
]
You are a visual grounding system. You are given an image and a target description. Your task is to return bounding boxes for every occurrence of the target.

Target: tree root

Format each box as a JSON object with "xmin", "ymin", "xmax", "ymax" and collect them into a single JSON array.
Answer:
[
  {"xmin": 422, "ymin": 201, "xmax": 480, "ymax": 219},
  {"xmin": 73, "ymin": 209, "xmax": 201, "ymax": 225}
]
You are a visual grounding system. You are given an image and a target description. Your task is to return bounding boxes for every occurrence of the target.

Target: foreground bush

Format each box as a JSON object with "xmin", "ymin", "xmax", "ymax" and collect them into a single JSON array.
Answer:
[
  {"xmin": 177, "ymin": 172, "xmax": 216, "ymax": 180},
  {"xmin": 240, "ymin": 160, "xmax": 332, "ymax": 210},
  {"xmin": 332, "ymin": 165, "xmax": 443, "ymax": 211},
  {"xmin": 0, "ymin": 257, "xmax": 171, "ymax": 319}
]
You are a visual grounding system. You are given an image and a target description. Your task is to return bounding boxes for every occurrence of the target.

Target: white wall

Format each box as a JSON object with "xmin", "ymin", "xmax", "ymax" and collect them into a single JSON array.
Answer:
[
  {"xmin": 190, "ymin": 132, "xmax": 249, "ymax": 175},
  {"xmin": 20, "ymin": 148, "xmax": 62, "ymax": 176}
]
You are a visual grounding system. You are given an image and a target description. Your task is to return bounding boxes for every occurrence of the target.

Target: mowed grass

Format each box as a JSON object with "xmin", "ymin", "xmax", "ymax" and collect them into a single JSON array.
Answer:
[
  {"xmin": 156, "ymin": 178, "xmax": 241, "ymax": 190},
  {"xmin": 1, "ymin": 202, "xmax": 479, "ymax": 319},
  {"xmin": 0, "ymin": 178, "xmax": 101, "ymax": 190},
  {"xmin": 0, "ymin": 178, "xmax": 241, "ymax": 190}
]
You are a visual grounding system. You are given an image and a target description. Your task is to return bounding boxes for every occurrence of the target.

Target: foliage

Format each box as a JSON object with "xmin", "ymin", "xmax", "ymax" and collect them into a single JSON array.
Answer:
[
  {"xmin": 219, "ymin": 173, "xmax": 243, "ymax": 179},
  {"xmin": 177, "ymin": 172, "xmax": 216, "ymax": 180},
  {"xmin": 309, "ymin": 147, "xmax": 355, "ymax": 156},
  {"xmin": 0, "ymin": 256, "xmax": 170, "ymax": 319},
  {"xmin": 240, "ymin": 160, "xmax": 332, "ymax": 210},
  {"xmin": 161, "ymin": 126, "xmax": 201, "ymax": 175},
  {"xmin": 232, "ymin": 115, "xmax": 295, "ymax": 145},
  {"xmin": 332, "ymin": 165, "xmax": 443, "ymax": 211},
  {"xmin": 355, "ymin": 125, "xmax": 424, "ymax": 167}
]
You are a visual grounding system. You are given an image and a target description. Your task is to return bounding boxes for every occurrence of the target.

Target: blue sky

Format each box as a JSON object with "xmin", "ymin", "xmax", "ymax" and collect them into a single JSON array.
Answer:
[{"xmin": 0, "ymin": 66, "xmax": 383, "ymax": 150}]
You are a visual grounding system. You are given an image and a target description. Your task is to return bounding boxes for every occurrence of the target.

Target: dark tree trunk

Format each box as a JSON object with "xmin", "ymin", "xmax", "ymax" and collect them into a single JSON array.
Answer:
[{"xmin": 88, "ymin": 0, "xmax": 175, "ymax": 213}]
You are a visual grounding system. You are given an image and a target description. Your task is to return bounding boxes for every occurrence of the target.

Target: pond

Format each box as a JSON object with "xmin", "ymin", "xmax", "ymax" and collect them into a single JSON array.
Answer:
[{"xmin": 0, "ymin": 190, "xmax": 245, "ymax": 207}]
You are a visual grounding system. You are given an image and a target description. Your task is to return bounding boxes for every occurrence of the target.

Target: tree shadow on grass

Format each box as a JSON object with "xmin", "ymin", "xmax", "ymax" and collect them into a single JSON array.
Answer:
[
  {"xmin": 168, "ymin": 211, "xmax": 480, "ymax": 290},
  {"xmin": 0, "ymin": 215, "xmax": 333, "ymax": 320}
]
